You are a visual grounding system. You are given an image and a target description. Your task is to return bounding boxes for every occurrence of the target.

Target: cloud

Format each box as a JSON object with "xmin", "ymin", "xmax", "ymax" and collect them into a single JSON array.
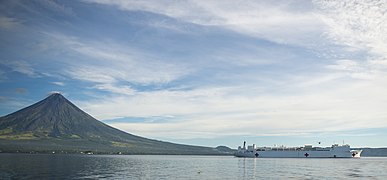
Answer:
[
  {"xmin": 66, "ymin": 66, "xmax": 117, "ymax": 84},
  {"xmin": 0, "ymin": 16, "xmax": 20, "ymax": 29},
  {"xmin": 314, "ymin": 0, "xmax": 387, "ymax": 61},
  {"xmin": 35, "ymin": 0, "xmax": 76, "ymax": 16},
  {"xmin": 78, "ymin": 77, "xmax": 387, "ymax": 140},
  {"xmin": 43, "ymin": 33, "xmax": 190, "ymax": 85},
  {"xmin": 51, "ymin": 81, "xmax": 65, "ymax": 86},
  {"xmin": 32, "ymin": 2, "xmax": 387, "ymax": 139},
  {"xmin": 313, "ymin": 0, "xmax": 387, "ymax": 83},
  {"xmin": 326, "ymin": 60, "xmax": 361, "ymax": 71},
  {"xmin": 325, "ymin": 59, "xmax": 376, "ymax": 80},
  {"xmin": 48, "ymin": 91, "xmax": 63, "ymax": 95},
  {"xmin": 77, "ymin": 87, "xmax": 230, "ymax": 120},
  {"xmin": 93, "ymin": 84, "xmax": 135, "ymax": 96},
  {"xmin": 0, "ymin": 60, "xmax": 39, "ymax": 77},
  {"xmin": 86, "ymin": 0, "xmax": 386, "ymax": 66},
  {"xmin": 38, "ymin": 32, "xmax": 192, "ymax": 96},
  {"xmin": 70, "ymin": 0, "xmax": 387, "ymax": 138},
  {"xmin": 86, "ymin": 0, "xmax": 325, "ymax": 46}
]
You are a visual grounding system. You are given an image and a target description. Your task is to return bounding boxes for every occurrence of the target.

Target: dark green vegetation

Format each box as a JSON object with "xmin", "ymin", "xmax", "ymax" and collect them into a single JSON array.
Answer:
[{"xmin": 0, "ymin": 93, "xmax": 234, "ymax": 155}]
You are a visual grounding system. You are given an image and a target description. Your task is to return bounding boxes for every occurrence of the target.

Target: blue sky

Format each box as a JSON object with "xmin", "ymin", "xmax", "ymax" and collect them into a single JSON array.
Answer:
[{"xmin": 1, "ymin": 0, "xmax": 386, "ymax": 148}]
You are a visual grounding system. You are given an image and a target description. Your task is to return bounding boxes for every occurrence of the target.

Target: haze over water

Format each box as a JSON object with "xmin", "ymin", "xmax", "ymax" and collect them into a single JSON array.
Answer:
[{"xmin": 1, "ymin": 154, "xmax": 387, "ymax": 179}]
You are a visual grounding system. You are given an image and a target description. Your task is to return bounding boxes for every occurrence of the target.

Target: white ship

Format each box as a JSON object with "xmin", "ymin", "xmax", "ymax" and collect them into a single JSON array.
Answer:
[{"xmin": 235, "ymin": 141, "xmax": 362, "ymax": 158}]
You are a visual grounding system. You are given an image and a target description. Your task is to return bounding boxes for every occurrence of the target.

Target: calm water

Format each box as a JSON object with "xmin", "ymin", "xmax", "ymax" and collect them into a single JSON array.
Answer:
[{"xmin": 0, "ymin": 154, "xmax": 386, "ymax": 179}]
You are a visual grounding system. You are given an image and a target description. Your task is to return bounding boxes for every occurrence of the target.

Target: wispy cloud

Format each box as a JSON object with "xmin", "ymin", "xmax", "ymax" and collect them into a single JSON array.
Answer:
[
  {"xmin": 35, "ymin": 0, "xmax": 76, "ymax": 17},
  {"xmin": 61, "ymin": 0, "xmax": 387, "ymax": 142},
  {"xmin": 44, "ymin": 33, "xmax": 190, "ymax": 84},
  {"xmin": 0, "ymin": 16, "xmax": 21, "ymax": 29},
  {"xmin": 87, "ymin": 0, "xmax": 386, "ymax": 66},
  {"xmin": 93, "ymin": 84, "xmax": 135, "ymax": 96},
  {"xmin": 39, "ymin": 32, "xmax": 191, "ymax": 96},
  {"xmin": 66, "ymin": 65, "xmax": 117, "ymax": 84},
  {"xmin": 313, "ymin": 0, "xmax": 387, "ymax": 89},
  {"xmin": 314, "ymin": 0, "xmax": 387, "ymax": 61},
  {"xmin": 0, "ymin": 60, "xmax": 39, "ymax": 77},
  {"xmin": 86, "ymin": 0, "xmax": 325, "ymax": 46},
  {"xmin": 79, "ymin": 76, "xmax": 387, "ymax": 140},
  {"xmin": 51, "ymin": 81, "xmax": 65, "ymax": 86}
]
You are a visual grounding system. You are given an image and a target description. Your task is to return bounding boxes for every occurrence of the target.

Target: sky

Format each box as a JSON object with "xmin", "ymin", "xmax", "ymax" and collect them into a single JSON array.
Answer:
[{"xmin": 0, "ymin": 0, "xmax": 386, "ymax": 148}]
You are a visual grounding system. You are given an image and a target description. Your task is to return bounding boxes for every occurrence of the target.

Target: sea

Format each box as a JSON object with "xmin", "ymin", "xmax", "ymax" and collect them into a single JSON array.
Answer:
[{"xmin": 0, "ymin": 154, "xmax": 386, "ymax": 179}]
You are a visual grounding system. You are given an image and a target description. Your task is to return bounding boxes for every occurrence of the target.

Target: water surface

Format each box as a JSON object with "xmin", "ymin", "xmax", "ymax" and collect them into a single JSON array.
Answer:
[{"xmin": 0, "ymin": 154, "xmax": 386, "ymax": 179}]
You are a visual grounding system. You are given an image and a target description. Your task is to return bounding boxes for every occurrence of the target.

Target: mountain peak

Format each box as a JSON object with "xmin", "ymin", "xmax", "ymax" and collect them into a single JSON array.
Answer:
[
  {"xmin": 45, "ymin": 92, "xmax": 66, "ymax": 101},
  {"xmin": 48, "ymin": 92, "xmax": 63, "ymax": 96},
  {"xmin": 0, "ymin": 93, "xmax": 97, "ymax": 138}
]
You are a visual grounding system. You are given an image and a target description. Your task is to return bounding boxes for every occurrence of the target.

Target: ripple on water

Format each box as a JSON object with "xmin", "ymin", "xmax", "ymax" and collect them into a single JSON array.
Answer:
[{"xmin": 0, "ymin": 154, "xmax": 387, "ymax": 179}]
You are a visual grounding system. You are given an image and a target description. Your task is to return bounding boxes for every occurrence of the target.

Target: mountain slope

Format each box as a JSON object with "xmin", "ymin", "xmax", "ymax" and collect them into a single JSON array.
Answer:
[{"xmin": 0, "ymin": 93, "xmax": 229, "ymax": 155}]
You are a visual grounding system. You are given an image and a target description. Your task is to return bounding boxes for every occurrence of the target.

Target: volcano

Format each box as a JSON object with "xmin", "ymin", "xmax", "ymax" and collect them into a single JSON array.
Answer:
[{"xmin": 0, "ymin": 93, "xmax": 227, "ymax": 154}]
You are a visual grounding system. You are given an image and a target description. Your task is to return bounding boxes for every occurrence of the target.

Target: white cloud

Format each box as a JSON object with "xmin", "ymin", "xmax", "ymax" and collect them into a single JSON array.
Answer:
[
  {"xmin": 48, "ymin": 91, "xmax": 63, "ymax": 95},
  {"xmin": 314, "ymin": 0, "xmax": 387, "ymax": 61},
  {"xmin": 93, "ymin": 84, "xmax": 135, "ymax": 96},
  {"xmin": 40, "ymin": 1, "xmax": 382, "ymax": 143},
  {"xmin": 43, "ymin": 33, "xmax": 190, "ymax": 85},
  {"xmin": 79, "ymin": 76, "xmax": 387, "ymax": 140},
  {"xmin": 51, "ymin": 81, "xmax": 65, "ymax": 86},
  {"xmin": 313, "ymin": 0, "xmax": 387, "ymax": 83},
  {"xmin": 86, "ymin": 0, "xmax": 325, "ymax": 46},
  {"xmin": 86, "ymin": 0, "xmax": 386, "ymax": 65},
  {"xmin": 66, "ymin": 65, "xmax": 117, "ymax": 84},
  {"xmin": 78, "ymin": 87, "xmax": 230, "ymax": 120},
  {"xmin": 0, "ymin": 60, "xmax": 39, "ymax": 77},
  {"xmin": 325, "ymin": 59, "xmax": 377, "ymax": 80},
  {"xmin": 38, "ymin": 32, "xmax": 192, "ymax": 96},
  {"xmin": 326, "ymin": 60, "xmax": 360, "ymax": 71}
]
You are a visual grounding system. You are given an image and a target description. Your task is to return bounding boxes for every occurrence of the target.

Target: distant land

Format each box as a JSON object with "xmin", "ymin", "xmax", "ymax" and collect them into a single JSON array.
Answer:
[
  {"xmin": 354, "ymin": 148, "xmax": 387, "ymax": 157},
  {"xmin": 0, "ymin": 93, "xmax": 234, "ymax": 155}
]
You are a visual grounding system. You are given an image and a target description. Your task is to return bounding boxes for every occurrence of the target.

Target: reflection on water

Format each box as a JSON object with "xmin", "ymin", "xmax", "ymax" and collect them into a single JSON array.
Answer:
[
  {"xmin": 238, "ymin": 157, "xmax": 258, "ymax": 179},
  {"xmin": 0, "ymin": 154, "xmax": 387, "ymax": 179}
]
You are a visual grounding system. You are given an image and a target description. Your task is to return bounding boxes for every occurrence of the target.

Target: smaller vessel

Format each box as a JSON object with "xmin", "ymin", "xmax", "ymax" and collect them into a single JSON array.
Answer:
[{"xmin": 235, "ymin": 141, "xmax": 362, "ymax": 158}]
